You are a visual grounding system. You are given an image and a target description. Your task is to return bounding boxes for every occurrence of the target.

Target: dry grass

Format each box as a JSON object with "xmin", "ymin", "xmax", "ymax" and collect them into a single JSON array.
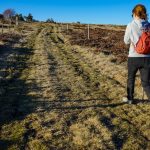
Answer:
[{"xmin": 0, "ymin": 23, "xmax": 150, "ymax": 150}]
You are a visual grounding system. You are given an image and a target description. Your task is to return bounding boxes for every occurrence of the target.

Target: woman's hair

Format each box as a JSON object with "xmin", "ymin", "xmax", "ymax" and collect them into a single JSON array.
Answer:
[{"xmin": 132, "ymin": 4, "xmax": 148, "ymax": 20}]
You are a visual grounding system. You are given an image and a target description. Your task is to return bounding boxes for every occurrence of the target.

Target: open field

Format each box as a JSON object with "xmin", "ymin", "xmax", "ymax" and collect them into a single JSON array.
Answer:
[{"xmin": 0, "ymin": 23, "xmax": 150, "ymax": 150}]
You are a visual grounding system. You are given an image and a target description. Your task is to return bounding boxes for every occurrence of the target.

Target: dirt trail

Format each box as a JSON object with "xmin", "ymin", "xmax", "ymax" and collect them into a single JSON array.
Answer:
[{"xmin": 0, "ymin": 24, "xmax": 150, "ymax": 149}]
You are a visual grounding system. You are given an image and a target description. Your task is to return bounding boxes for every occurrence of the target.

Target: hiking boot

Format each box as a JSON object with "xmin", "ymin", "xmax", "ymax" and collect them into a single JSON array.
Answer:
[{"xmin": 122, "ymin": 97, "xmax": 133, "ymax": 104}]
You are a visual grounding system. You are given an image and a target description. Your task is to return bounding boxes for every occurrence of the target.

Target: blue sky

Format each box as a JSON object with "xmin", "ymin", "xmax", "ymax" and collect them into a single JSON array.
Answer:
[{"xmin": 0, "ymin": 0, "xmax": 150, "ymax": 25}]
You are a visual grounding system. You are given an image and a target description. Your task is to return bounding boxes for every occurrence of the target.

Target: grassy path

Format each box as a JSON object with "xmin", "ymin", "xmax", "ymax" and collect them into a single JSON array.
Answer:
[{"xmin": 0, "ymin": 25, "xmax": 150, "ymax": 150}]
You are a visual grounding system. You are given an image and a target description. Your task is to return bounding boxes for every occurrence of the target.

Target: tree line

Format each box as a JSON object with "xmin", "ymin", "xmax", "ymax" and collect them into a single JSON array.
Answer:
[{"xmin": 0, "ymin": 8, "xmax": 56, "ymax": 24}]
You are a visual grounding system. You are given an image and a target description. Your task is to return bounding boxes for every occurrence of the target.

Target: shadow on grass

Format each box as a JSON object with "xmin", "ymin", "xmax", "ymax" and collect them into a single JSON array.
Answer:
[
  {"xmin": 0, "ymin": 44, "xmax": 42, "ymax": 148},
  {"xmin": 133, "ymin": 99, "xmax": 150, "ymax": 104},
  {"xmin": 0, "ymin": 139, "xmax": 14, "ymax": 150},
  {"xmin": 0, "ymin": 45, "xmax": 40, "ymax": 126},
  {"xmin": 99, "ymin": 102, "xmax": 149, "ymax": 150},
  {"xmin": 7, "ymin": 97, "xmax": 149, "ymax": 112},
  {"xmin": 100, "ymin": 115, "xmax": 127, "ymax": 150},
  {"xmin": 1, "ymin": 43, "xmax": 149, "ymax": 149},
  {"xmin": 21, "ymin": 99, "xmax": 126, "ymax": 111}
]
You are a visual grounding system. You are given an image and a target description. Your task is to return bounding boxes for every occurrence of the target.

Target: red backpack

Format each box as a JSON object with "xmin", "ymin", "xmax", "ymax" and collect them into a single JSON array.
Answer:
[{"xmin": 135, "ymin": 25, "xmax": 150, "ymax": 54}]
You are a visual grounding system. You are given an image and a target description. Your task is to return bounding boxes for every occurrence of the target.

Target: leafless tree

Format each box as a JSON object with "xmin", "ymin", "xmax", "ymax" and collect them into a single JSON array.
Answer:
[
  {"xmin": 3, "ymin": 9, "xmax": 15, "ymax": 18},
  {"xmin": 3, "ymin": 9, "xmax": 15, "ymax": 24}
]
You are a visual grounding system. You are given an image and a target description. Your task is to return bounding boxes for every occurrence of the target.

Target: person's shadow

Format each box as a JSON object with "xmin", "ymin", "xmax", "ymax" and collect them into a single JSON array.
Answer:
[{"xmin": 132, "ymin": 99, "xmax": 150, "ymax": 104}]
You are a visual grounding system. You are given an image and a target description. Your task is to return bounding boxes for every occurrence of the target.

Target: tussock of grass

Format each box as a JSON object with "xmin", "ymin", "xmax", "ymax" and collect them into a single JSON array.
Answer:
[{"xmin": 70, "ymin": 123, "xmax": 89, "ymax": 146}]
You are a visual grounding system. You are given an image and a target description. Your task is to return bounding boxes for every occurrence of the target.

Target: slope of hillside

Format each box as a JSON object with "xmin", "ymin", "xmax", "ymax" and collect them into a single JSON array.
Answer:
[
  {"xmin": 0, "ymin": 23, "xmax": 150, "ymax": 150},
  {"xmin": 65, "ymin": 25, "xmax": 128, "ymax": 63}
]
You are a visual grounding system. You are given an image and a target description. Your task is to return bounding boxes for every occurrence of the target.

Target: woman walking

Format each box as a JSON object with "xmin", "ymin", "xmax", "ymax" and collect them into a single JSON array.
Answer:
[{"xmin": 124, "ymin": 4, "xmax": 150, "ymax": 104}]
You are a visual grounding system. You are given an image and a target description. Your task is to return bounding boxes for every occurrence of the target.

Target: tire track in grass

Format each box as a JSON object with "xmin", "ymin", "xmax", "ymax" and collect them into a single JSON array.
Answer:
[
  {"xmin": 46, "ymin": 49, "xmax": 68, "ymax": 101},
  {"xmin": 70, "ymin": 46, "xmax": 125, "ymax": 88},
  {"xmin": 31, "ymin": 27, "xmax": 69, "ymax": 106},
  {"xmin": 42, "ymin": 28, "xmax": 110, "ymax": 103},
  {"xmin": 54, "ymin": 44, "xmax": 110, "ymax": 100},
  {"xmin": 50, "ymin": 29, "xmax": 125, "ymax": 101},
  {"xmin": 46, "ymin": 47, "xmax": 92, "ymax": 101},
  {"xmin": 62, "ymin": 41, "xmax": 145, "ymax": 101},
  {"xmin": 43, "ymin": 29, "xmax": 96, "ymax": 102},
  {"xmin": 56, "ymin": 43, "xmax": 124, "ymax": 101}
]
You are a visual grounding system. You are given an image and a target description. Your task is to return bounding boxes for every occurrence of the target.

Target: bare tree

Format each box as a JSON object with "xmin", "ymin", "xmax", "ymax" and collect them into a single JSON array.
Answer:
[{"xmin": 3, "ymin": 9, "xmax": 15, "ymax": 24}]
